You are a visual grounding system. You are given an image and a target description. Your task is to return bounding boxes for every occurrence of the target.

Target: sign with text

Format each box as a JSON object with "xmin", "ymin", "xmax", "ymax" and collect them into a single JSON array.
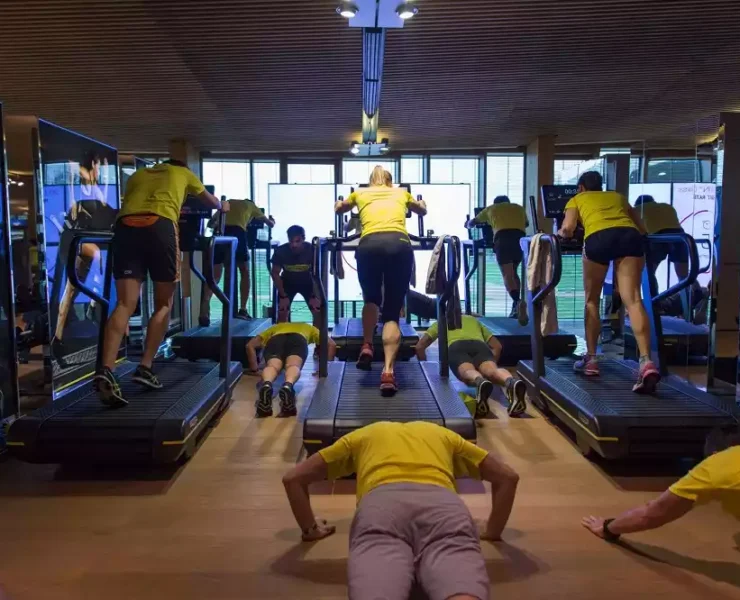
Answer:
[{"xmin": 672, "ymin": 183, "xmax": 715, "ymax": 287}]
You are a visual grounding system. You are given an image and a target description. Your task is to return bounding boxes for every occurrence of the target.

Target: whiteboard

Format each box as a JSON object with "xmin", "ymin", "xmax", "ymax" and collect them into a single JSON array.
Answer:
[{"xmin": 267, "ymin": 184, "xmax": 336, "ymax": 245}]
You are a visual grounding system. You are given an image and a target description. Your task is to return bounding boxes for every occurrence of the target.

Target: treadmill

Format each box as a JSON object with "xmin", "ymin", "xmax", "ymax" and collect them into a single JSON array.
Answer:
[
  {"xmin": 304, "ymin": 232, "xmax": 475, "ymax": 454},
  {"xmin": 624, "ymin": 238, "xmax": 711, "ymax": 365},
  {"xmin": 7, "ymin": 207, "xmax": 243, "ymax": 464},
  {"xmin": 462, "ymin": 196, "xmax": 578, "ymax": 366},
  {"xmin": 517, "ymin": 232, "xmax": 738, "ymax": 459},
  {"xmin": 171, "ymin": 214, "xmax": 275, "ymax": 365},
  {"xmin": 330, "ymin": 196, "xmax": 420, "ymax": 362}
]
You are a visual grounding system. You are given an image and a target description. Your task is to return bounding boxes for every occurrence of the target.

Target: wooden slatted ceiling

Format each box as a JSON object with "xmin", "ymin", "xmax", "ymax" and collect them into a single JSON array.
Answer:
[{"xmin": 0, "ymin": 0, "xmax": 738, "ymax": 153}]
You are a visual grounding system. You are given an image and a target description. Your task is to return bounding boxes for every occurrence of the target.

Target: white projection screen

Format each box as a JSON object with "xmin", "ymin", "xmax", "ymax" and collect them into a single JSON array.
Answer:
[{"xmin": 267, "ymin": 184, "xmax": 336, "ymax": 245}]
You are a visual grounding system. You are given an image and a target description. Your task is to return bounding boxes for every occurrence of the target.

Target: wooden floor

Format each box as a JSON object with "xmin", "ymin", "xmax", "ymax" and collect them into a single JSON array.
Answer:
[{"xmin": 1, "ymin": 361, "xmax": 739, "ymax": 600}]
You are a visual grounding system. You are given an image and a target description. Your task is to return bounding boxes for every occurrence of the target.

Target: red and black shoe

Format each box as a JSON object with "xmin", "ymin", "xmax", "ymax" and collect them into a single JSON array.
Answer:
[
  {"xmin": 633, "ymin": 360, "xmax": 661, "ymax": 394},
  {"xmin": 380, "ymin": 372, "xmax": 398, "ymax": 397},
  {"xmin": 356, "ymin": 342, "xmax": 373, "ymax": 371}
]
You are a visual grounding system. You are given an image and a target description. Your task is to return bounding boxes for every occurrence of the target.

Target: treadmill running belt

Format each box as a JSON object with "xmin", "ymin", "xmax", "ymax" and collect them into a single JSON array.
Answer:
[
  {"xmin": 171, "ymin": 318, "xmax": 271, "ymax": 364},
  {"xmin": 478, "ymin": 317, "xmax": 578, "ymax": 365},
  {"xmin": 332, "ymin": 318, "xmax": 418, "ymax": 361}
]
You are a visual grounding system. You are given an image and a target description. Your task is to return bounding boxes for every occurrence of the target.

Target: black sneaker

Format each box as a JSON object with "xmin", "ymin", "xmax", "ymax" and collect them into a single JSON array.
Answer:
[
  {"xmin": 516, "ymin": 299, "xmax": 529, "ymax": 326},
  {"xmin": 132, "ymin": 365, "xmax": 163, "ymax": 390},
  {"xmin": 475, "ymin": 378, "xmax": 493, "ymax": 418},
  {"xmin": 93, "ymin": 367, "xmax": 127, "ymax": 407},
  {"xmin": 256, "ymin": 381, "xmax": 273, "ymax": 418},
  {"xmin": 198, "ymin": 315, "xmax": 210, "ymax": 328},
  {"xmin": 278, "ymin": 383, "xmax": 297, "ymax": 418},
  {"xmin": 508, "ymin": 302, "xmax": 518, "ymax": 319},
  {"xmin": 507, "ymin": 379, "xmax": 527, "ymax": 417},
  {"xmin": 236, "ymin": 309, "xmax": 251, "ymax": 320}
]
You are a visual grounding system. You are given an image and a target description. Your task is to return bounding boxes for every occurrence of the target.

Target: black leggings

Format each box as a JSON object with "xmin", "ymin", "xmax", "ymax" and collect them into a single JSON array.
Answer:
[{"xmin": 356, "ymin": 232, "xmax": 413, "ymax": 323}]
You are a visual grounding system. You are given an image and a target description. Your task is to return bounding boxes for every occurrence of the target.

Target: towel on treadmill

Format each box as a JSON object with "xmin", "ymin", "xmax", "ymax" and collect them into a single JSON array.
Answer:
[
  {"xmin": 426, "ymin": 237, "xmax": 462, "ymax": 331},
  {"xmin": 527, "ymin": 234, "xmax": 559, "ymax": 336}
]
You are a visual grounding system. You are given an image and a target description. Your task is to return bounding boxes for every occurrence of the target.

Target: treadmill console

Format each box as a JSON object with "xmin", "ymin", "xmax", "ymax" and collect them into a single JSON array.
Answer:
[
  {"xmin": 471, "ymin": 206, "xmax": 494, "ymax": 246},
  {"xmin": 179, "ymin": 184, "xmax": 215, "ymax": 252},
  {"xmin": 541, "ymin": 185, "xmax": 584, "ymax": 251}
]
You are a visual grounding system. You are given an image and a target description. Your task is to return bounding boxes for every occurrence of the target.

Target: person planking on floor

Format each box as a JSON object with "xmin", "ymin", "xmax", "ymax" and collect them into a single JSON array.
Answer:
[
  {"xmin": 246, "ymin": 322, "xmax": 336, "ymax": 418},
  {"xmin": 582, "ymin": 425, "xmax": 740, "ymax": 542},
  {"xmin": 415, "ymin": 314, "xmax": 528, "ymax": 417},
  {"xmin": 282, "ymin": 420, "xmax": 520, "ymax": 600}
]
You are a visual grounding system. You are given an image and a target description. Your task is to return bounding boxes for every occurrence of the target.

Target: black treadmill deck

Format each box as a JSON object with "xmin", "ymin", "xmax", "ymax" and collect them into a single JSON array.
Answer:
[
  {"xmin": 332, "ymin": 318, "xmax": 419, "ymax": 362},
  {"xmin": 624, "ymin": 316, "xmax": 709, "ymax": 364},
  {"xmin": 517, "ymin": 358, "xmax": 738, "ymax": 458},
  {"xmin": 303, "ymin": 361, "xmax": 475, "ymax": 452},
  {"xmin": 478, "ymin": 317, "xmax": 578, "ymax": 366},
  {"xmin": 171, "ymin": 318, "xmax": 271, "ymax": 364},
  {"xmin": 8, "ymin": 360, "xmax": 243, "ymax": 464}
]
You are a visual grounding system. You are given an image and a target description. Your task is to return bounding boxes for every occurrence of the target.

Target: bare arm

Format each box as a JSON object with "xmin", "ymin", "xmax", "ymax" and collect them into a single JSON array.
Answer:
[
  {"xmin": 479, "ymin": 453, "xmax": 520, "ymax": 541},
  {"xmin": 408, "ymin": 199, "xmax": 427, "ymax": 216},
  {"xmin": 245, "ymin": 336, "xmax": 263, "ymax": 373},
  {"xmin": 257, "ymin": 213, "xmax": 275, "ymax": 228},
  {"xmin": 335, "ymin": 199, "xmax": 354, "ymax": 214},
  {"xmin": 415, "ymin": 333, "xmax": 434, "ymax": 361},
  {"xmin": 282, "ymin": 453, "xmax": 336, "ymax": 541},
  {"xmin": 327, "ymin": 338, "xmax": 337, "ymax": 361},
  {"xmin": 628, "ymin": 206, "xmax": 648, "ymax": 235},
  {"xmin": 487, "ymin": 335, "xmax": 503, "ymax": 363},
  {"xmin": 582, "ymin": 490, "xmax": 694, "ymax": 540},
  {"xmin": 198, "ymin": 189, "xmax": 228, "ymax": 211},
  {"xmin": 557, "ymin": 208, "xmax": 579, "ymax": 238},
  {"xmin": 270, "ymin": 263, "xmax": 287, "ymax": 298}
]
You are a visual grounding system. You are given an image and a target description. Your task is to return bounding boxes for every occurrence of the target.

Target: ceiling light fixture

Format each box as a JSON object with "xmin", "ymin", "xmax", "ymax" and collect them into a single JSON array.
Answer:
[
  {"xmin": 350, "ymin": 141, "xmax": 361, "ymax": 155},
  {"xmin": 396, "ymin": 2, "xmax": 418, "ymax": 19},
  {"xmin": 379, "ymin": 138, "xmax": 390, "ymax": 154},
  {"xmin": 336, "ymin": 1, "xmax": 359, "ymax": 18}
]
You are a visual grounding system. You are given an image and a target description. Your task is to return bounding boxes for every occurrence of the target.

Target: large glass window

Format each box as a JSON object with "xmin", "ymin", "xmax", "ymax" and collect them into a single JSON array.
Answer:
[
  {"xmin": 646, "ymin": 159, "xmax": 701, "ymax": 183},
  {"xmin": 486, "ymin": 154, "xmax": 524, "ymax": 205},
  {"xmin": 342, "ymin": 159, "xmax": 396, "ymax": 186},
  {"xmin": 287, "ymin": 163, "xmax": 334, "ymax": 184},
  {"xmin": 253, "ymin": 161, "xmax": 280, "ymax": 207},
  {"xmin": 202, "ymin": 160, "xmax": 251, "ymax": 199},
  {"xmin": 553, "ymin": 158, "xmax": 606, "ymax": 185},
  {"xmin": 429, "ymin": 157, "xmax": 479, "ymax": 207},
  {"xmin": 401, "ymin": 156, "xmax": 424, "ymax": 183}
]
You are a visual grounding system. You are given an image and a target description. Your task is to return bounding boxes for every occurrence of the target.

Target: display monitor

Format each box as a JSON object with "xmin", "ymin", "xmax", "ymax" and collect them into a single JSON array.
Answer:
[{"xmin": 541, "ymin": 185, "xmax": 578, "ymax": 218}]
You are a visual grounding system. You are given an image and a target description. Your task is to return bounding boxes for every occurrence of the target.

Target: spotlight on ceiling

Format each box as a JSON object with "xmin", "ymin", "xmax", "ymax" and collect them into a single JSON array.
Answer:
[
  {"xmin": 336, "ymin": 1, "xmax": 359, "ymax": 19},
  {"xmin": 379, "ymin": 138, "xmax": 391, "ymax": 154},
  {"xmin": 396, "ymin": 2, "xmax": 418, "ymax": 19},
  {"xmin": 350, "ymin": 141, "xmax": 361, "ymax": 155}
]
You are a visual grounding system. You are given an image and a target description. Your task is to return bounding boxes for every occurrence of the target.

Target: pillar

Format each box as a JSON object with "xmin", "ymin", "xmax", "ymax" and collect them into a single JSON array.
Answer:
[
  {"xmin": 168, "ymin": 138, "xmax": 201, "ymax": 176},
  {"xmin": 604, "ymin": 154, "xmax": 630, "ymax": 195},
  {"xmin": 525, "ymin": 135, "xmax": 555, "ymax": 234}
]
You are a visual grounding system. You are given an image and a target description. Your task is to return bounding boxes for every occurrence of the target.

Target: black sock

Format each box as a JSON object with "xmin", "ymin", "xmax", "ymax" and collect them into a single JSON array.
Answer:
[{"xmin": 509, "ymin": 289, "xmax": 520, "ymax": 302}]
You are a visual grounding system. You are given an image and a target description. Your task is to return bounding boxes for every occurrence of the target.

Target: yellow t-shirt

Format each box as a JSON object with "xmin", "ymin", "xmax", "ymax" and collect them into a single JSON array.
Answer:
[
  {"xmin": 564, "ymin": 191, "xmax": 637, "ymax": 239},
  {"xmin": 669, "ymin": 446, "xmax": 740, "ymax": 520},
  {"xmin": 636, "ymin": 202, "xmax": 681, "ymax": 234},
  {"xmin": 258, "ymin": 322, "xmax": 320, "ymax": 345},
  {"xmin": 425, "ymin": 315, "xmax": 494, "ymax": 347},
  {"xmin": 475, "ymin": 203, "xmax": 527, "ymax": 233},
  {"xmin": 346, "ymin": 187, "xmax": 413, "ymax": 238},
  {"xmin": 225, "ymin": 199, "xmax": 262, "ymax": 230},
  {"xmin": 319, "ymin": 421, "xmax": 488, "ymax": 501},
  {"xmin": 118, "ymin": 163, "xmax": 205, "ymax": 224}
]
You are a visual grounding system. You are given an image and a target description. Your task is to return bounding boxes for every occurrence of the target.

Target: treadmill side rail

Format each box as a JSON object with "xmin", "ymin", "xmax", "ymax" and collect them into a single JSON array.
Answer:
[
  {"xmin": 420, "ymin": 361, "xmax": 476, "ymax": 441},
  {"xmin": 303, "ymin": 362, "xmax": 345, "ymax": 454}
]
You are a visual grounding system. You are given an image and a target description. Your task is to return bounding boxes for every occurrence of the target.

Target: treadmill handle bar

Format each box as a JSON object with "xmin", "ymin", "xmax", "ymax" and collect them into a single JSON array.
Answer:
[
  {"xmin": 313, "ymin": 236, "xmax": 330, "ymax": 378},
  {"xmin": 520, "ymin": 234, "xmax": 562, "ymax": 305},
  {"xmin": 204, "ymin": 235, "xmax": 238, "ymax": 381},
  {"xmin": 646, "ymin": 233, "xmax": 699, "ymax": 304},
  {"xmin": 437, "ymin": 235, "xmax": 461, "ymax": 378}
]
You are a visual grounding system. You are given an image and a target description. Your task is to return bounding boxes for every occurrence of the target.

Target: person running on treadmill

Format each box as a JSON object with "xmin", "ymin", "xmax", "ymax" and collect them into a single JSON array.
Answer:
[
  {"xmin": 334, "ymin": 166, "xmax": 427, "ymax": 395},
  {"xmin": 94, "ymin": 160, "xmax": 227, "ymax": 407},
  {"xmin": 582, "ymin": 425, "xmax": 740, "ymax": 542},
  {"xmin": 199, "ymin": 198, "xmax": 274, "ymax": 325},
  {"xmin": 558, "ymin": 171, "xmax": 659, "ymax": 393},
  {"xmin": 415, "ymin": 314, "xmax": 528, "ymax": 417},
  {"xmin": 246, "ymin": 322, "xmax": 336, "ymax": 418},
  {"xmin": 270, "ymin": 225, "xmax": 321, "ymax": 327},
  {"xmin": 466, "ymin": 195, "xmax": 529, "ymax": 324},
  {"xmin": 282, "ymin": 420, "xmax": 520, "ymax": 600}
]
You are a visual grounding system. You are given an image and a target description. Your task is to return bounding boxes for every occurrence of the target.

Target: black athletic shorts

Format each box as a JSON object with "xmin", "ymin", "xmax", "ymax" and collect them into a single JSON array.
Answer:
[
  {"xmin": 263, "ymin": 333, "xmax": 308, "ymax": 362},
  {"xmin": 356, "ymin": 232, "xmax": 414, "ymax": 323},
  {"xmin": 584, "ymin": 227, "xmax": 644, "ymax": 266},
  {"xmin": 649, "ymin": 227, "xmax": 689, "ymax": 265},
  {"xmin": 448, "ymin": 340, "xmax": 495, "ymax": 373},
  {"xmin": 214, "ymin": 225, "xmax": 249, "ymax": 265},
  {"xmin": 493, "ymin": 229, "xmax": 525, "ymax": 267},
  {"xmin": 283, "ymin": 280, "xmax": 318, "ymax": 304},
  {"xmin": 112, "ymin": 216, "xmax": 180, "ymax": 283}
]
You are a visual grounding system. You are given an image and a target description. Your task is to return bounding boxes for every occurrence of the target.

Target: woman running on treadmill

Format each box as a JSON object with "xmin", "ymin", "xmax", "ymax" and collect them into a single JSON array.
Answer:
[
  {"xmin": 246, "ymin": 322, "xmax": 337, "ymax": 418},
  {"xmin": 94, "ymin": 160, "xmax": 227, "ymax": 407},
  {"xmin": 466, "ymin": 195, "xmax": 529, "ymax": 324},
  {"xmin": 334, "ymin": 166, "xmax": 427, "ymax": 395},
  {"xmin": 558, "ymin": 171, "xmax": 660, "ymax": 393}
]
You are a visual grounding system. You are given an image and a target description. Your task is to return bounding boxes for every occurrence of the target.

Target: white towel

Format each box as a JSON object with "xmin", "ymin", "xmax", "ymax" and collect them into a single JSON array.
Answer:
[{"xmin": 527, "ymin": 234, "xmax": 559, "ymax": 336}]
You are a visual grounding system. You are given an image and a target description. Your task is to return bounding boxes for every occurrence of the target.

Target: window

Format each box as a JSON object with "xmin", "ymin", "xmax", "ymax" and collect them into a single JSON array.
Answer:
[
  {"xmin": 287, "ymin": 164, "xmax": 334, "ymax": 184},
  {"xmin": 253, "ymin": 161, "xmax": 280, "ymax": 207},
  {"xmin": 401, "ymin": 156, "xmax": 424, "ymax": 183},
  {"xmin": 646, "ymin": 159, "xmax": 701, "ymax": 183},
  {"xmin": 429, "ymin": 157, "xmax": 479, "ymax": 207},
  {"xmin": 486, "ymin": 154, "xmax": 524, "ymax": 206},
  {"xmin": 553, "ymin": 158, "xmax": 606, "ymax": 185},
  {"xmin": 202, "ymin": 160, "xmax": 250, "ymax": 199},
  {"xmin": 342, "ymin": 159, "xmax": 396, "ymax": 186}
]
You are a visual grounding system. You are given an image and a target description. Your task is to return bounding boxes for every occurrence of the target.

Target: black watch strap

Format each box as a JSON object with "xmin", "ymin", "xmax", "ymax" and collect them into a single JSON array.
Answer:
[{"xmin": 603, "ymin": 518, "xmax": 621, "ymax": 542}]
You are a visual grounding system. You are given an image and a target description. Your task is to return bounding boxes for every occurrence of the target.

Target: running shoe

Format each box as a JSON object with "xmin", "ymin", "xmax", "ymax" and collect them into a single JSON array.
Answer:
[
  {"xmin": 573, "ymin": 354, "xmax": 600, "ymax": 376},
  {"xmin": 93, "ymin": 367, "xmax": 127, "ymax": 407},
  {"xmin": 132, "ymin": 365, "xmax": 163, "ymax": 390},
  {"xmin": 356, "ymin": 342, "xmax": 374, "ymax": 371},
  {"xmin": 278, "ymin": 382, "xmax": 297, "ymax": 418},
  {"xmin": 236, "ymin": 309, "xmax": 251, "ymax": 320},
  {"xmin": 633, "ymin": 360, "xmax": 660, "ymax": 394},
  {"xmin": 516, "ymin": 299, "xmax": 529, "ymax": 326},
  {"xmin": 475, "ymin": 378, "xmax": 493, "ymax": 418},
  {"xmin": 508, "ymin": 379, "xmax": 528, "ymax": 417},
  {"xmin": 380, "ymin": 372, "xmax": 398, "ymax": 397},
  {"xmin": 508, "ymin": 303, "xmax": 518, "ymax": 319},
  {"xmin": 256, "ymin": 381, "xmax": 273, "ymax": 418}
]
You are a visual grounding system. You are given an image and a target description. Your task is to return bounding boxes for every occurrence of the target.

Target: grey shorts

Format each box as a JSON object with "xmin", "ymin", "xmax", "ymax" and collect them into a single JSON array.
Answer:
[{"xmin": 348, "ymin": 483, "xmax": 489, "ymax": 600}]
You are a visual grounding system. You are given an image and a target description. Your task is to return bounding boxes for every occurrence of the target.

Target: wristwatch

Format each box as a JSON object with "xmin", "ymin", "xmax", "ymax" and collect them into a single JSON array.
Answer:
[{"xmin": 602, "ymin": 518, "xmax": 621, "ymax": 542}]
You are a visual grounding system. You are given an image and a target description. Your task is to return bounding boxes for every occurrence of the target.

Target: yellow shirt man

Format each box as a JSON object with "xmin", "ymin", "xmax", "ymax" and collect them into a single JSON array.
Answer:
[
  {"xmin": 319, "ymin": 421, "xmax": 488, "ymax": 501},
  {"xmin": 564, "ymin": 191, "xmax": 637, "ymax": 238},
  {"xmin": 346, "ymin": 187, "xmax": 413, "ymax": 238},
  {"xmin": 425, "ymin": 315, "xmax": 495, "ymax": 347},
  {"xmin": 636, "ymin": 201, "xmax": 682, "ymax": 234},
  {"xmin": 257, "ymin": 322, "xmax": 320, "ymax": 345},
  {"xmin": 475, "ymin": 203, "xmax": 527, "ymax": 233},
  {"xmin": 118, "ymin": 163, "xmax": 205, "ymax": 224},
  {"xmin": 225, "ymin": 199, "xmax": 263, "ymax": 230}
]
